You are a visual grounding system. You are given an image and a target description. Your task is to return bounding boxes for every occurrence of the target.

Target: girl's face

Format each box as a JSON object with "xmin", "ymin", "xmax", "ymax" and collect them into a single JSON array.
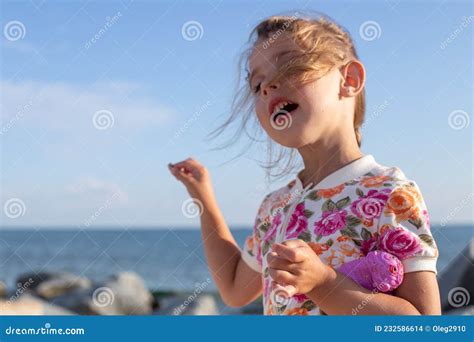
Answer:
[{"xmin": 248, "ymin": 32, "xmax": 350, "ymax": 148}]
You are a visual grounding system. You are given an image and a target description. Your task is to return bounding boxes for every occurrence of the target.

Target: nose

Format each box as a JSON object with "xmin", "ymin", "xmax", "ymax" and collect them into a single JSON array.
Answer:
[{"xmin": 262, "ymin": 80, "xmax": 279, "ymax": 96}]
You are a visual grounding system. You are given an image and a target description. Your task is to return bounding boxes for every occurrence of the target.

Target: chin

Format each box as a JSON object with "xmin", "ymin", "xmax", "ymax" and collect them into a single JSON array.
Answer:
[{"xmin": 271, "ymin": 131, "xmax": 309, "ymax": 148}]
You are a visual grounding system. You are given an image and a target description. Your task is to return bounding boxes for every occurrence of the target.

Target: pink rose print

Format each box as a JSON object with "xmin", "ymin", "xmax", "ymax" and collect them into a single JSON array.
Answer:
[
  {"xmin": 263, "ymin": 277, "xmax": 271, "ymax": 298},
  {"xmin": 379, "ymin": 226, "xmax": 422, "ymax": 259},
  {"xmin": 293, "ymin": 293, "xmax": 310, "ymax": 303},
  {"xmin": 314, "ymin": 210, "xmax": 347, "ymax": 236},
  {"xmin": 361, "ymin": 235, "xmax": 378, "ymax": 256},
  {"xmin": 263, "ymin": 212, "xmax": 281, "ymax": 242},
  {"xmin": 350, "ymin": 189, "xmax": 391, "ymax": 222},
  {"xmin": 286, "ymin": 203, "xmax": 308, "ymax": 239}
]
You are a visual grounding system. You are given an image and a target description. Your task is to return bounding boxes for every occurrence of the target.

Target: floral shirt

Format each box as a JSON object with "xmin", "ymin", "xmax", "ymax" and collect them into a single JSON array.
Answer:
[{"xmin": 241, "ymin": 154, "xmax": 439, "ymax": 315}]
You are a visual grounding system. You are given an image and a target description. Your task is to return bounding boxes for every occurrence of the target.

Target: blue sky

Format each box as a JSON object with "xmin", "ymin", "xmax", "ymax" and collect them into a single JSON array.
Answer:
[{"xmin": 1, "ymin": 0, "xmax": 472, "ymax": 228}]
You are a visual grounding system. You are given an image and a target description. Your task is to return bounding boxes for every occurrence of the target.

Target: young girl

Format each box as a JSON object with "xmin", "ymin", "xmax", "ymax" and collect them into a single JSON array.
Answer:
[{"xmin": 168, "ymin": 14, "xmax": 441, "ymax": 315}]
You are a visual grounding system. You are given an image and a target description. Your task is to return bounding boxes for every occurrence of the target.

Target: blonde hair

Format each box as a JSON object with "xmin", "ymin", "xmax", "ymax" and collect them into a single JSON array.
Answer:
[{"xmin": 208, "ymin": 13, "xmax": 365, "ymax": 182}]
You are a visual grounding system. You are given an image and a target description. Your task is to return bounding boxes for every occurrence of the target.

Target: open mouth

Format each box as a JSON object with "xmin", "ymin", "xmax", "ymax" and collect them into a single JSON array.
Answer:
[
  {"xmin": 268, "ymin": 99, "xmax": 299, "ymax": 129},
  {"xmin": 270, "ymin": 101, "xmax": 299, "ymax": 120},
  {"xmin": 271, "ymin": 101, "xmax": 298, "ymax": 115}
]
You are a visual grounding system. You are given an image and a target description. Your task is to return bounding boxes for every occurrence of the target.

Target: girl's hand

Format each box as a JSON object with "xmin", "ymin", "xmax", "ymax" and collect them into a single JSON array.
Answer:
[
  {"xmin": 168, "ymin": 157, "xmax": 215, "ymax": 203},
  {"xmin": 267, "ymin": 239, "xmax": 331, "ymax": 296}
]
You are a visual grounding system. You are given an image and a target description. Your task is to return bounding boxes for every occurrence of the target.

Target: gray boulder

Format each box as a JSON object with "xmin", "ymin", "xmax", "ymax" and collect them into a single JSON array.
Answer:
[
  {"xmin": 438, "ymin": 239, "xmax": 473, "ymax": 313},
  {"xmin": 155, "ymin": 293, "xmax": 218, "ymax": 315},
  {"xmin": 0, "ymin": 281, "xmax": 6, "ymax": 298},
  {"xmin": 0, "ymin": 294, "xmax": 76, "ymax": 315},
  {"xmin": 97, "ymin": 271, "xmax": 154, "ymax": 315},
  {"xmin": 51, "ymin": 271, "xmax": 154, "ymax": 315},
  {"xmin": 16, "ymin": 272, "xmax": 91, "ymax": 298},
  {"xmin": 37, "ymin": 274, "xmax": 91, "ymax": 299},
  {"xmin": 445, "ymin": 305, "xmax": 474, "ymax": 316}
]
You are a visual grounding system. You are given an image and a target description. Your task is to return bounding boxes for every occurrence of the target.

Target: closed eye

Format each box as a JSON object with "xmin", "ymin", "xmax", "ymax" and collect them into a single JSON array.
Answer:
[{"xmin": 253, "ymin": 82, "xmax": 261, "ymax": 94}]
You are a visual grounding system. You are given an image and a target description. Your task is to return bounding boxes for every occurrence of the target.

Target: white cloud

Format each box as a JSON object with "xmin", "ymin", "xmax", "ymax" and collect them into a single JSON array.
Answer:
[
  {"xmin": 66, "ymin": 177, "xmax": 128, "ymax": 206},
  {"xmin": 2, "ymin": 40, "xmax": 39, "ymax": 55},
  {"xmin": 0, "ymin": 79, "xmax": 174, "ymax": 134}
]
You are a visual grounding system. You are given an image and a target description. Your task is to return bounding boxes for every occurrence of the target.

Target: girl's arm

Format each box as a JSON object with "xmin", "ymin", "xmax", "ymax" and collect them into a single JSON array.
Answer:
[
  {"xmin": 307, "ymin": 267, "xmax": 441, "ymax": 315},
  {"xmin": 199, "ymin": 198, "xmax": 263, "ymax": 307},
  {"xmin": 169, "ymin": 158, "xmax": 262, "ymax": 307}
]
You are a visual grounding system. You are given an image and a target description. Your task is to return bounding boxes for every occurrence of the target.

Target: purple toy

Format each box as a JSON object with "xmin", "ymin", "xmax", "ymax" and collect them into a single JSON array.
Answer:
[{"xmin": 337, "ymin": 250, "xmax": 404, "ymax": 293}]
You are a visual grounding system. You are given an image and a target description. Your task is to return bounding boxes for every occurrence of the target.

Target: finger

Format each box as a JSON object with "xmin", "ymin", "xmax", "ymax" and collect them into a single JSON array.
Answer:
[
  {"xmin": 168, "ymin": 162, "xmax": 196, "ymax": 178},
  {"xmin": 272, "ymin": 243, "xmax": 306, "ymax": 263},
  {"xmin": 169, "ymin": 164, "xmax": 195, "ymax": 183},
  {"xmin": 281, "ymin": 239, "xmax": 306, "ymax": 248},
  {"xmin": 169, "ymin": 162, "xmax": 192, "ymax": 173},
  {"xmin": 169, "ymin": 159, "xmax": 204, "ymax": 179},
  {"xmin": 266, "ymin": 252, "xmax": 298, "ymax": 273},
  {"xmin": 184, "ymin": 157, "xmax": 201, "ymax": 167},
  {"xmin": 171, "ymin": 157, "xmax": 201, "ymax": 169},
  {"xmin": 268, "ymin": 268, "xmax": 296, "ymax": 286}
]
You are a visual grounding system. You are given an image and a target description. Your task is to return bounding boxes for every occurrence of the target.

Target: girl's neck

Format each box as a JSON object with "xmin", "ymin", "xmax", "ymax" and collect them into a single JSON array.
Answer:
[{"xmin": 297, "ymin": 139, "xmax": 363, "ymax": 188}]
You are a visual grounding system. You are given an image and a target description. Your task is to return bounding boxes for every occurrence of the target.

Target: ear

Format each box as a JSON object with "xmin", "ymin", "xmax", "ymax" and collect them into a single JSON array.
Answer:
[{"xmin": 339, "ymin": 60, "xmax": 365, "ymax": 98}]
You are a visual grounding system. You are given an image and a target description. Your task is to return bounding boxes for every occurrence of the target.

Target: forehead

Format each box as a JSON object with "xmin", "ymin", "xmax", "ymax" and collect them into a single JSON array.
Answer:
[{"xmin": 248, "ymin": 32, "xmax": 298, "ymax": 72}]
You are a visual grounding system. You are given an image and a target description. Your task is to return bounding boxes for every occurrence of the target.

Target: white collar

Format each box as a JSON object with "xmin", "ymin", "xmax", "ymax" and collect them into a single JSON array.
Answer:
[{"xmin": 293, "ymin": 154, "xmax": 379, "ymax": 190}]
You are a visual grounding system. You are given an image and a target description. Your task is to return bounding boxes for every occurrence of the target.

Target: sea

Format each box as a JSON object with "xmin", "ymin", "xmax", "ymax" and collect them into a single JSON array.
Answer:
[{"xmin": 0, "ymin": 225, "xmax": 472, "ymax": 292}]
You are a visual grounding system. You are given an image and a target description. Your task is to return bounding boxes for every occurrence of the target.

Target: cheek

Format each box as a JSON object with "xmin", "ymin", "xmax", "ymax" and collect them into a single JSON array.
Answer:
[
  {"xmin": 255, "ymin": 99, "xmax": 269, "ymax": 127},
  {"xmin": 301, "ymin": 81, "xmax": 339, "ymax": 115}
]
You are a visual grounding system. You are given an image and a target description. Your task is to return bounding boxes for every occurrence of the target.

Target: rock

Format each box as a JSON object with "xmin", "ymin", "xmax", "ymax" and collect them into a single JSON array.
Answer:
[
  {"xmin": 49, "ymin": 288, "xmax": 96, "ymax": 315},
  {"xmin": 445, "ymin": 305, "xmax": 474, "ymax": 316},
  {"xmin": 438, "ymin": 239, "xmax": 473, "ymax": 313},
  {"xmin": 0, "ymin": 281, "xmax": 6, "ymax": 298},
  {"xmin": 16, "ymin": 272, "xmax": 91, "ymax": 298},
  {"xmin": 51, "ymin": 271, "xmax": 154, "ymax": 315},
  {"xmin": 97, "ymin": 271, "xmax": 154, "ymax": 315},
  {"xmin": 36, "ymin": 274, "xmax": 91, "ymax": 299},
  {"xmin": 155, "ymin": 293, "xmax": 218, "ymax": 315},
  {"xmin": 181, "ymin": 294, "xmax": 218, "ymax": 315},
  {"xmin": 16, "ymin": 272, "xmax": 58, "ymax": 291},
  {"xmin": 0, "ymin": 294, "xmax": 76, "ymax": 315},
  {"xmin": 152, "ymin": 295, "xmax": 185, "ymax": 315}
]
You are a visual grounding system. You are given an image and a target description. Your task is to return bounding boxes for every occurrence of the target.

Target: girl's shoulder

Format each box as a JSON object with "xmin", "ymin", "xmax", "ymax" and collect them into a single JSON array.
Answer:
[
  {"xmin": 256, "ymin": 183, "xmax": 294, "ymax": 220},
  {"xmin": 359, "ymin": 164, "xmax": 428, "ymax": 209},
  {"xmin": 364, "ymin": 163, "xmax": 423, "ymax": 190}
]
